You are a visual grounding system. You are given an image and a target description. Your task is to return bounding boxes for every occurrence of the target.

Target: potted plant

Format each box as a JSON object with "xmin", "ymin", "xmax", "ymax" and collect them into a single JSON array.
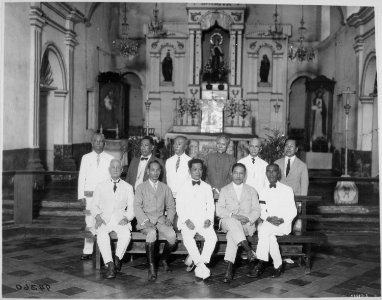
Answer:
[{"xmin": 260, "ymin": 127, "xmax": 287, "ymax": 163}]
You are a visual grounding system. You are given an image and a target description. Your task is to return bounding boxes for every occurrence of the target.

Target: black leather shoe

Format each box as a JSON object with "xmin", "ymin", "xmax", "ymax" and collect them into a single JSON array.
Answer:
[
  {"xmin": 105, "ymin": 262, "xmax": 116, "ymax": 279},
  {"xmin": 271, "ymin": 265, "xmax": 283, "ymax": 278},
  {"xmin": 186, "ymin": 261, "xmax": 196, "ymax": 272},
  {"xmin": 247, "ymin": 260, "xmax": 265, "ymax": 278},
  {"xmin": 146, "ymin": 242, "xmax": 157, "ymax": 282},
  {"xmin": 223, "ymin": 261, "xmax": 234, "ymax": 283},
  {"xmin": 80, "ymin": 254, "xmax": 92, "ymax": 260},
  {"xmin": 115, "ymin": 256, "xmax": 122, "ymax": 272}
]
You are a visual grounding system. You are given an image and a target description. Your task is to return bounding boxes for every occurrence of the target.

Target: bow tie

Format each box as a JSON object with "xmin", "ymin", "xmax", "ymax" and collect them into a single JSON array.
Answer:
[
  {"xmin": 192, "ymin": 180, "xmax": 201, "ymax": 186},
  {"xmin": 140, "ymin": 157, "xmax": 149, "ymax": 161},
  {"xmin": 251, "ymin": 157, "xmax": 255, "ymax": 164},
  {"xmin": 269, "ymin": 183, "xmax": 276, "ymax": 189}
]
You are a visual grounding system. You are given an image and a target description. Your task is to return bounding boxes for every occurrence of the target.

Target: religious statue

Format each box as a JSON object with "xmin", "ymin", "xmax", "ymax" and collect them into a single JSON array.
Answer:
[
  {"xmin": 162, "ymin": 51, "xmax": 173, "ymax": 82},
  {"xmin": 100, "ymin": 88, "xmax": 118, "ymax": 129},
  {"xmin": 311, "ymin": 89, "xmax": 327, "ymax": 141},
  {"xmin": 260, "ymin": 54, "xmax": 270, "ymax": 83}
]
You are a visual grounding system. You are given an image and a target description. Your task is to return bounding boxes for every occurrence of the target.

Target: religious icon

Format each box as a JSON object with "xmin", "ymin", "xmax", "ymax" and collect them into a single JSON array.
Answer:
[
  {"xmin": 260, "ymin": 54, "xmax": 270, "ymax": 83},
  {"xmin": 162, "ymin": 50, "xmax": 173, "ymax": 82},
  {"xmin": 99, "ymin": 86, "xmax": 118, "ymax": 129},
  {"xmin": 311, "ymin": 88, "xmax": 327, "ymax": 141}
]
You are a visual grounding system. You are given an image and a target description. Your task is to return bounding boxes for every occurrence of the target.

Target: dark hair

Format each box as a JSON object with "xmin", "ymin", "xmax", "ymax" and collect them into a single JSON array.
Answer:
[
  {"xmin": 175, "ymin": 135, "xmax": 188, "ymax": 142},
  {"xmin": 141, "ymin": 135, "xmax": 154, "ymax": 145},
  {"xmin": 232, "ymin": 162, "xmax": 247, "ymax": 173},
  {"xmin": 284, "ymin": 137, "xmax": 298, "ymax": 147},
  {"xmin": 188, "ymin": 158, "xmax": 204, "ymax": 169},
  {"xmin": 148, "ymin": 160, "xmax": 162, "ymax": 170},
  {"xmin": 266, "ymin": 163, "xmax": 282, "ymax": 180}
]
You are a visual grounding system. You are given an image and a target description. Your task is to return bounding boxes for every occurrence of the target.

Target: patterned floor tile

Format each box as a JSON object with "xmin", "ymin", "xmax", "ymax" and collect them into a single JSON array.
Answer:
[
  {"xmin": 31, "ymin": 278, "xmax": 58, "ymax": 286},
  {"xmin": 260, "ymin": 286, "xmax": 289, "ymax": 295},
  {"xmin": 57, "ymin": 287, "xmax": 87, "ymax": 296},
  {"xmin": 285, "ymin": 278, "xmax": 311, "ymax": 286},
  {"xmin": 7, "ymin": 270, "xmax": 34, "ymax": 276},
  {"xmin": 11, "ymin": 254, "xmax": 33, "ymax": 260},
  {"xmin": 306, "ymin": 271, "xmax": 330, "ymax": 278},
  {"xmin": 335, "ymin": 261, "xmax": 357, "ymax": 267}
]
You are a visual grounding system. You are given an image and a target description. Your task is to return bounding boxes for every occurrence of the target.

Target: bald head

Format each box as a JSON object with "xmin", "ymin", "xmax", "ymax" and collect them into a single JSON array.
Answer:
[
  {"xmin": 249, "ymin": 137, "xmax": 262, "ymax": 157},
  {"xmin": 109, "ymin": 159, "xmax": 122, "ymax": 180}
]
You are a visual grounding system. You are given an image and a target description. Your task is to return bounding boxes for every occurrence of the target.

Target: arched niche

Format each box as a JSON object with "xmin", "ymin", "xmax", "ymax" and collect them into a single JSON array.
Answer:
[
  {"xmin": 121, "ymin": 71, "xmax": 144, "ymax": 129},
  {"xmin": 361, "ymin": 52, "xmax": 376, "ymax": 96},
  {"xmin": 41, "ymin": 42, "xmax": 67, "ymax": 90}
]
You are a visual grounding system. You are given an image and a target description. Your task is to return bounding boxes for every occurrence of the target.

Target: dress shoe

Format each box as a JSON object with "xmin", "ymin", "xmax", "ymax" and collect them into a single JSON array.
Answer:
[
  {"xmin": 105, "ymin": 262, "xmax": 116, "ymax": 279},
  {"xmin": 80, "ymin": 254, "xmax": 92, "ymax": 260},
  {"xmin": 115, "ymin": 256, "xmax": 122, "ymax": 272},
  {"xmin": 146, "ymin": 242, "xmax": 157, "ymax": 282},
  {"xmin": 271, "ymin": 265, "xmax": 283, "ymax": 278},
  {"xmin": 247, "ymin": 260, "xmax": 265, "ymax": 278},
  {"xmin": 222, "ymin": 261, "xmax": 234, "ymax": 283},
  {"xmin": 186, "ymin": 261, "xmax": 196, "ymax": 272},
  {"xmin": 194, "ymin": 263, "xmax": 211, "ymax": 280},
  {"xmin": 160, "ymin": 241, "xmax": 176, "ymax": 272}
]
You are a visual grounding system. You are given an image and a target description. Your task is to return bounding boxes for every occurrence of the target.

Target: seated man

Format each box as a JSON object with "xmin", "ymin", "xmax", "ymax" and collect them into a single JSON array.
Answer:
[
  {"xmin": 176, "ymin": 159, "xmax": 218, "ymax": 280},
  {"xmin": 248, "ymin": 164, "xmax": 297, "ymax": 278},
  {"xmin": 91, "ymin": 159, "xmax": 135, "ymax": 279},
  {"xmin": 134, "ymin": 160, "xmax": 176, "ymax": 282},
  {"xmin": 216, "ymin": 163, "xmax": 261, "ymax": 283}
]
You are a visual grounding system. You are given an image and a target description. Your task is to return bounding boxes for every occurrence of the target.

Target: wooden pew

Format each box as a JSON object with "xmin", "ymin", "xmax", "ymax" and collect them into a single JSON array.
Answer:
[{"xmin": 95, "ymin": 195, "xmax": 326, "ymax": 274}]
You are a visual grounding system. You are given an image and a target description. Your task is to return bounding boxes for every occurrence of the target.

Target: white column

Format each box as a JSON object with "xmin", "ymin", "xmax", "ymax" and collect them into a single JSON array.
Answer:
[
  {"xmin": 189, "ymin": 30, "xmax": 195, "ymax": 85},
  {"xmin": 320, "ymin": 6, "xmax": 330, "ymax": 41},
  {"xmin": 229, "ymin": 30, "xmax": 236, "ymax": 85},
  {"xmin": 28, "ymin": 6, "xmax": 44, "ymax": 148},
  {"xmin": 236, "ymin": 30, "xmax": 243, "ymax": 85},
  {"xmin": 359, "ymin": 96, "xmax": 374, "ymax": 151},
  {"xmin": 271, "ymin": 54, "xmax": 278, "ymax": 94},
  {"xmin": 195, "ymin": 30, "xmax": 202, "ymax": 85},
  {"xmin": 353, "ymin": 38, "xmax": 364, "ymax": 150}
]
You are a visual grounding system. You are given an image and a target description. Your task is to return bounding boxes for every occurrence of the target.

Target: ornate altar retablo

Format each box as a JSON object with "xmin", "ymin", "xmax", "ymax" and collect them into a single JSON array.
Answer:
[{"xmin": 200, "ymin": 98, "xmax": 225, "ymax": 133}]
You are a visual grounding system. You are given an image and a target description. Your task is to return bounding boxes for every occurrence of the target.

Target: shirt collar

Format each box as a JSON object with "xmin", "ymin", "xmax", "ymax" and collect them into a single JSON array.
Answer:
[
  {"xmin": 141, "ymin": 153, "xmax": 152, "ymax": 160},
  {"xmin": 110, "ymin": 178, "xmax": 120, "ymax": 183},
  {"xmin": 233, "ymin": 183, "xmax": 243, "ymax": 189},
  {"xmin": 285, "ymin": 155, "xmax": 296, "ymax": 163},
  {"xmin": 149, "ymin": 179, "xmax": 158, "ymax": 187}
]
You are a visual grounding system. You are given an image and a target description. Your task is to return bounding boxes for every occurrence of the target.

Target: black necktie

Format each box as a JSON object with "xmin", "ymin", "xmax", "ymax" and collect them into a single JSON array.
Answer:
[
  {"xmin": 192, "ymin": 180, "xmax": 201, "ymax": 186},
  {"xmin": 252, "ymin": 157, "xmax": 255, "ymax": 164},
  {"xmin": 269, "ymin": 183, "xmax": 276, "ymax": 188},
  {"xmin": 286, "ymin": 159, "xmax": 291, "ymax": 177},
  {"xmin": 113, "ymin": 180, "xmax": 120, "ymax": 193},
  {"xmin": 141, "ymin": 157, "xmax": 149, "ymax": 161}
]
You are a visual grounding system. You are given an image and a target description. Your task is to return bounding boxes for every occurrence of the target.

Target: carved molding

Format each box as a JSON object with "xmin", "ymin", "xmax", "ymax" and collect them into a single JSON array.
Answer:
[{"xmin": 347, "ymin": 7, "xmax": 374, "ymax": 28}]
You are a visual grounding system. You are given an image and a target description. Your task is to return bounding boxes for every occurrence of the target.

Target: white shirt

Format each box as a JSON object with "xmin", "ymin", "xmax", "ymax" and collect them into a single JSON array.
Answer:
[
  {"xmin": 78, "ymin": 151, "xmax": 114, "ymax": 199},
  {"xmin": 165, "ymin": 152, "xmax": 191, "ymax": 198},
  {"xmin": 232, "ymin": 183, "xmax": 243, "ymax": 202},
  {"xmin": 284, "ymin": 155, "xmax": 296, "ymax": 176},
  {"xmin": 258, "ymin": 181, "xmax": 297, "ymax": 234},
  {"xmin": 176, "ymin": 180, "xmax": 215, "ymax": 228},
  {"xmin": 148, "ymin": 179, "xmax": 158, "ymax": 190},
  {"xmin": 91, "ymin": 178, "xmax": 135, "ymax": 225},
  {"xmin": 238, "ymin": 155, "xmax": 269, "ymax": 193},
  {"xmin": 135, "ymin": 154, "xmax": 152, "ymax": 190}
]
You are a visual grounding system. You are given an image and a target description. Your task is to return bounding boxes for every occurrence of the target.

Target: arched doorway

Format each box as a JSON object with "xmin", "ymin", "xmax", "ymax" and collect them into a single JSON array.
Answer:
[
  {"xmin": 39, "ymin": 44, "xmax": 67, "ymax": 170},
  {"xmin": 288, "ymin": 76, "xmax": 309, "ymax": 149},
  {"xmin": 122, "ymin": 72, "xmax": 144, "ymax": 135}
]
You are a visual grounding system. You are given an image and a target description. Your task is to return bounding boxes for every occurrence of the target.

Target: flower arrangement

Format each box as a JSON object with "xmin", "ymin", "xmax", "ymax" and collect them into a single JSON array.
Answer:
[
  {"xmin": 202, "ymin": 60, "xmax": 229, "ymax": 83},
  {"xmin": 177, "ymin": 97, "xmax": 187, "ymax": 117},
  {"xmin": 237, "ymin": 98, "xmax": 251, "ymax": 119},
  {"xmin": 224, "ymin": 98, "xmax": 238, "ymax": 120},
  {"xmin": 260, "ymin": 127, "xmax": 287, "ymax": 163},
  {"xmin": 188, "ymin": 98, "xmax": 200, "ymax": 119}
]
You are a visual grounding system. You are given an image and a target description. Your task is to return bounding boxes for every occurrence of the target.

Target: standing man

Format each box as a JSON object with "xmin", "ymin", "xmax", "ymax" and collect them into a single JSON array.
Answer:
[
  {"xmin": 176, "ymin": 159, "xmax": 218, "ymax": 280},
  {"xmin": 238, "ymin": 137, "xmax": 269, "ymax": 193},
  {"xmin": 275, "ymin": 138, "xmax": 309, "ymax": 196},
  {"xmin": 126, "ymin": 136, "xmax": 166, "ymax": 190},
  {"xmin": 248, "ymin": 164, "xmax": 297, "ymax": 278},
  {"xmin": 216, "ymin": 163, "xmax": 261, "ymax": 283},
  {"xmin": 166, "ymin": 136, "xmax": 191, "ymax": 199},
  {"xmin": 92, "ymin": 159, "xmax": 135, "ymax": 279},
  {"xmin": 78, "ymin": 133, "xmax": 114, "ymax": 260},
  {"xmin": 134, "ymin": 160, "xmax": 177, "ymax": 282},
  {"xmin": 204, "ymin": 134, "xmax": 236, "ymax": 199}
]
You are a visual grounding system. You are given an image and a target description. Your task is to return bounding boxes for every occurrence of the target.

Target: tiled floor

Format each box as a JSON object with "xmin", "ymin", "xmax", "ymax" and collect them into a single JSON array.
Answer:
[{"xmin": 2, "ymin": 236, "xmax": 380, "ymax": 298}]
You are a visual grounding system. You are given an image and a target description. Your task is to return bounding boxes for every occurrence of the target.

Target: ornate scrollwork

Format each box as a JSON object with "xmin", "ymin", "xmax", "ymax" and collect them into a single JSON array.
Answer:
[
  {"xmin": 231, "ymin": 12, "xmax": 242, "ymax": 22},
  {"xmin": 249, "ymin": 41, "xmax": 257, "ymax": 50},
  {"xmin": 190, "ymin": 12, "xmax": 201, "ymax": 22},
  {"xmin": 255, "ymin": 42, "xmax": 274, "ymax": 55},
  {"xmin": 151, "ymin": 40, "xmax": 159, "ymax": 49},
  {"xmin": 177, "ymin": 41, "xmax": 184, "ymax": 50},
  {"xmin": 275, "ymin": 41, "xmax": 282, "ymax": 50}
]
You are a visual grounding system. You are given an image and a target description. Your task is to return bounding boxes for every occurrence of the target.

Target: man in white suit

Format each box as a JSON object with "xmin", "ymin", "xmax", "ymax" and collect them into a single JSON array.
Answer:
[
  {"xmin": 176, "ymin": 158, "xmax": 217, "ymax": 280},
  {"xmin": 238, "ymin": 137, "xmax": 268, "ymax": 193},
  {"xmin": 216, "ymin": 163, "xmax": 261, "ymax": 283},
  {"xmin": 248, "ymin": 164, "xmax": 297, "ymax": 278},
  {"xmin": 275, "ymin": 138, "xmax": 309, "ymax": 196},
  {"xmin": 78, "ymin": 133, "xmax": 114, "ymax": 260},
  {"xmin": 165, "ymin": 136, "xmax": 191, "ymax": 198},
  {"xmin": 92, "ymin": 159, "xmax": 135, "ymax": 279}
]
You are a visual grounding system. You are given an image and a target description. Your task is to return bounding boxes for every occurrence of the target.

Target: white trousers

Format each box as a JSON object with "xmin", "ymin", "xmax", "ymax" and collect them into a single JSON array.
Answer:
[
  {"xmin": 83, "ymin": 196, "xmax": 96, "ymax": 255},
  {"xmin": 256, "ymin": 221, "xmax": 286, "ymax": 268},
  {"xmin": 220, "ymin": 217, "xmax": 246, "ymax": 263},
  {"xmin": 96, "ymin": 216, "xmax": 132, "ymax": 264},
  {"xmin": 181, "ymin": 225, "xmax": 217, "ymax": 265}
]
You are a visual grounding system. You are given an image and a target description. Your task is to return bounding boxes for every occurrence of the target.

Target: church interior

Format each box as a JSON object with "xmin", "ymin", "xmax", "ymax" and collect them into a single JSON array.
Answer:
[{"xmin": 1, "ymin": 2, "xmax": 381, "ymax": 298}]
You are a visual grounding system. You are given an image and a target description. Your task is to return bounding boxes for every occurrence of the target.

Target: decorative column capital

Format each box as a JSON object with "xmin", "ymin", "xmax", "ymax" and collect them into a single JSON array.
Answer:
[
  {"xmin": 353, "ymin": 36, "xmax": 365, "ymax": 53},
  {"xmin": 65, "ymin": 31, "xmax": 78, "ymax": 48},
  {"xmin": 29, "ymin": 7, "xmax": 45, "ymax": 29}
]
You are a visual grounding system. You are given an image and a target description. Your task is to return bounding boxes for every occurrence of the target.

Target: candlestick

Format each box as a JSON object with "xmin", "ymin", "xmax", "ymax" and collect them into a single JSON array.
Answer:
[{"xmin": 100, "ymin": 124, "xmax": 103, "ymax": 134}]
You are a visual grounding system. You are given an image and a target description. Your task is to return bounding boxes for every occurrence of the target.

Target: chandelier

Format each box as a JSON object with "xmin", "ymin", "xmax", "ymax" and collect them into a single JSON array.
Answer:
[
  {"xmin": 148, "ymin": 3, "xmax": 167, "ymax": 37},
  {"xmin": 112, "ymin": 3, "xmax": 139, "ymax": 57},
  {"xmin": 269, "ymin": 5, "xmax": 283, "ymax": 37},
  {"xmin": 288, "ymin": 6, "xmax": 315, "ymax": 62}
]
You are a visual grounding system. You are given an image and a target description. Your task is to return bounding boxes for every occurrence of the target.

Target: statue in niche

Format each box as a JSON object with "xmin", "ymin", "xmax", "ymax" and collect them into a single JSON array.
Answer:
[
  {"xmin": 162, "ymin": 50, "xmax": 173, "ymax": 82},
  {"xmin": 100, "ymin": 88, "xmax": 118, "ymax": 129},
  {"xmin": 260, "ymin": 54, "xmax": 270, "ymax": 82},
  {"xmin": 311, "ymin": 88, "xmax": 327, "ymax": 141}
]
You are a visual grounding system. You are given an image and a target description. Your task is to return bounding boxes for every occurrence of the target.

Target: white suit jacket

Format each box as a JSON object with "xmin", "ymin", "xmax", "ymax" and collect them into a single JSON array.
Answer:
[
  {"xmin": 78, "ymin": 151, "xmax": 114, "ymax": 200},
  {"xmin": 258, "ymin": 181, "xmax": 297, "ymax": 235},
  {"xmin": 176, "ymin": 180, "xmax": 215, "ymax": 229},
  {"xmin": 91, "ymin": 178, "xmax": 135, "ymax": 226},
  {"xmin": 165, "ymin": 153, "xmax": 191, "ymax": 198},
  {"xmin": 238, "ymin": 155, "xmax": 269, "ymax": 193}
]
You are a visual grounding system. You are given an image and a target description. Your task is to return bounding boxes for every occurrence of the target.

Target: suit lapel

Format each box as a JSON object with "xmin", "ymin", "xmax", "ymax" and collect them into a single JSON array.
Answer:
[{"xmin": 229, "ymin": 183, "xmax": 239, "ymax": 204}]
